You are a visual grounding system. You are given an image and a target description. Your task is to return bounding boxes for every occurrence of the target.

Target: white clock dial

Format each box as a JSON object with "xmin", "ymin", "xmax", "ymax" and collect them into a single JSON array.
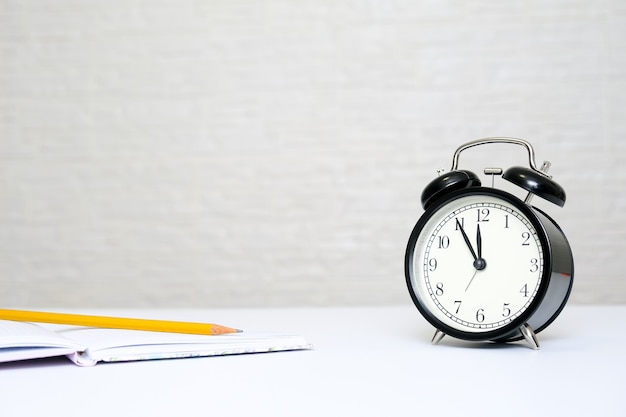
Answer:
[{"xmin": 410, "ymin": 194, "xmax": 543, "ymax": 333}]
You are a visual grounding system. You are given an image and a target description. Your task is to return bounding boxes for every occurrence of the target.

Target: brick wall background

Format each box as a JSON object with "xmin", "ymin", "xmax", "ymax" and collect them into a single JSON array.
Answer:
[{"xmin": 1, "ymin": 1, "xmax": 624, "ymax": 308}]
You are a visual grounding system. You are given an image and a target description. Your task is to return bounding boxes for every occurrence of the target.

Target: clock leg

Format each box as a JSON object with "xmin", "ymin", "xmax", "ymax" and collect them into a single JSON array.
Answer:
[
  {"xmin": 431, "ymin": 329, "xmax": 446, "ymax": 345},
  {"xmin": 520, "ymin": 323, "xmax": 540, "ymax": 350}
]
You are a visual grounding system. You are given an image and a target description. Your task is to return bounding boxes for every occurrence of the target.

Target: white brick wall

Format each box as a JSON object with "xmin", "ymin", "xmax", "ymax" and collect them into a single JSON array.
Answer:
[{"xmin": 1, "ymin": 1, "xmax": 624, "ymax": 307}]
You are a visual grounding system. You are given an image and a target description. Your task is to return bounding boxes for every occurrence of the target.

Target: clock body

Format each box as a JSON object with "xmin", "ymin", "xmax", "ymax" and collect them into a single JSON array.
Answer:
[{"xmin": 405, "ymin": 187, "xmax": 573, "ymax": 342}]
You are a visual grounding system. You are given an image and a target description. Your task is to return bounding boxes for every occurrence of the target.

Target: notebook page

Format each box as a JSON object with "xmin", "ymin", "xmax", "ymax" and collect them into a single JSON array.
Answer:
[
  {"xmin": 56, "ymin": 327, "xmax": 311, "ymax": 366},
  {"xmin": 0, "ymin": 320, "xmax": 86, "ymax": 363},
  {"xmin": 57, "ymin": 327, "xmax": 229, "ymax": 350},
  {"xmin": 0, "ymin": 320, "xmax": 84, "ymax": 349}
]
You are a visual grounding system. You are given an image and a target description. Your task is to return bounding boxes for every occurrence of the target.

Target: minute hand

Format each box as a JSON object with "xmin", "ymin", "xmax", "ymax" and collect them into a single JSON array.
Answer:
[{"xmin": 456, "ymin": 218, "xmax": 478, "ymax": 261}]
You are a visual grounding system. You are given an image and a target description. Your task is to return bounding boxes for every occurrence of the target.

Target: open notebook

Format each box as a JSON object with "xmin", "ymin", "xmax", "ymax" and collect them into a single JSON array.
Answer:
[{"xmin": 0, "ymin": 320, "xmax": 312, "ymax": 366}]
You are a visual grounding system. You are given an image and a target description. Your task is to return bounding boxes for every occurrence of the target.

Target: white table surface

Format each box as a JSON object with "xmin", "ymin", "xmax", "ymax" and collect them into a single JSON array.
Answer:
[{"xmin": 1, "ymin": 305, "xmax": 624, "ymax": 416}]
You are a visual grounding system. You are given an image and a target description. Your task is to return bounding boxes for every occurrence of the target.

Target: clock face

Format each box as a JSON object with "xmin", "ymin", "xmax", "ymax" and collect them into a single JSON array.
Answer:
[{"xmin": 406, "ymin": 189, "xmax": 548, "ymax": 336}]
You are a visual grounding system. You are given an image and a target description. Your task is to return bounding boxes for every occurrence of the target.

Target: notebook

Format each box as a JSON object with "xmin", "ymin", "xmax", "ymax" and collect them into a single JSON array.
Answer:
[{"xmin": 0, "ymin": 320, "xmax": 311, "ymax": 366}]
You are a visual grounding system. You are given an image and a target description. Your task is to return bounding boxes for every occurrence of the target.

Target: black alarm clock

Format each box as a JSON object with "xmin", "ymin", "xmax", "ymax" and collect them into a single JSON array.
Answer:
[{"xmin": 405, "ymin": 138, "xmax": 573, "ymax": 349}]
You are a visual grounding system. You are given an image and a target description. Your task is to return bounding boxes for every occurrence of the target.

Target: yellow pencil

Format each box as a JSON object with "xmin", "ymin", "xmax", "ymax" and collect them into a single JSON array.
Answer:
[{"xmin": 0, "ymin": 309, "xmax": 240, "ymax": 336}]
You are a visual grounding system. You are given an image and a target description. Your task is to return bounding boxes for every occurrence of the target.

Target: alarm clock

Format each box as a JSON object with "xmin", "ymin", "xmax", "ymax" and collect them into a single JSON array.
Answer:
[{"xmin": 404, "ymin": 138, "xmax": 573, "ymax": 349}]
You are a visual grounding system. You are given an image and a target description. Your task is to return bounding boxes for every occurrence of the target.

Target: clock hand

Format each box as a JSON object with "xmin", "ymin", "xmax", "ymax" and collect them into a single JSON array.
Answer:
[
  {"xmin": 476, "ymin": 223, "xmax": 482, "ymax": 260},
  {"xmin": 465, "ymin": 269, "xmax": 478, "ymax": 292},
  {"xmin": 464, "ymin": 226, "xmax": 486, "ymax": 291},
  {"xmin": 456, "ymin": 219, "xmax": 478, "ymax": 262},
  {"xmin": 456, "ymin": 220, "xmax": 487, "ymax": 294},
  {"xmin": 474, "ymin": 224, "xmax": 486, "ymax": 270}
]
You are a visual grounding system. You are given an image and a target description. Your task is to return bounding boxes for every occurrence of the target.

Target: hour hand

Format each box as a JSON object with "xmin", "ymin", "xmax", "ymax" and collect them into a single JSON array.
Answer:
[
  {"xmin": 474, "ymin": 224, "xmax": 486, "ymax": 270},
  {"xmin": 476, "ymin": 223, "xmax": 482, "ymax": 260}
]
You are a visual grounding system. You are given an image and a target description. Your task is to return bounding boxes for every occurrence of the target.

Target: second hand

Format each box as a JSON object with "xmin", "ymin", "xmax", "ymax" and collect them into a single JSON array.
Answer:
[{"xmin": 465, "ymin": 269, "xmax": 478, "ymax": 292}]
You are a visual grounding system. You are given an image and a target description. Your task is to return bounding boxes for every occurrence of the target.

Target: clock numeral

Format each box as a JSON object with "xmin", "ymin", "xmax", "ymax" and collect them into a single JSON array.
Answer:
[
  {"xmin": 477, "ymin": 208, "xmax": 490, "ymax": 222},
  {"xmin": 476, "ymin": 308, "xmax": 485, "ymax": 323},
  {"xmin": 520, "ymin": 284, "xmax": 529, "ymax": 297},
  {"xmin": 454, "ymin": 217, "xmax": 465, "ymax": 230},
  {"xmin": 502, "ymin": 303, "xmax": 511, "ymax": 317},
  {"xmin": 521, "ymin": 232, "xmax": 531, "ymax": 246},
  {"xmin": 435, "ymin": 282, "xmax": 444, "ymax": 296},
  {"xmin": 504, "ymin": 214, "xmax": 510, "ymax": 228},
  {"xmin": 454, "ymin": 300, "xmax": 462, "ymax": 314},
  {"xmin": 438, "ymin": 235, "xmax": 450, "ymax": 249},
  {"xmin": 529, "ymin": 258, "xmax": 539, "ymax": 273},
  {"xmin": 428, "ymin": 258, "xmax": 438, "ymax": 272}
]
